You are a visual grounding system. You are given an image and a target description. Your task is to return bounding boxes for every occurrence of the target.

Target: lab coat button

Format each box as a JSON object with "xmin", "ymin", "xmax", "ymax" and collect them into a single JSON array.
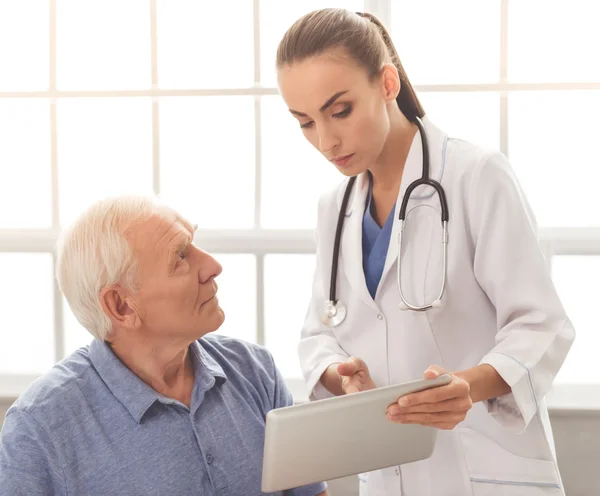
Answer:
[
  {"xmin": 377, "ymin": 314, "xmax": 383, "ymax": 320},
  {"xmin": 206, "ymin": 454, "xmax": 214, "ymax": 464}
]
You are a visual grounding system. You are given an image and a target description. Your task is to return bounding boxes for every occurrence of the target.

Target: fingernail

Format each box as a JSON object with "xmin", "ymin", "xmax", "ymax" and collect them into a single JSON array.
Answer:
[{"xmin": 397, "ymin": 398, "xmax": 408, "ymax": 407}]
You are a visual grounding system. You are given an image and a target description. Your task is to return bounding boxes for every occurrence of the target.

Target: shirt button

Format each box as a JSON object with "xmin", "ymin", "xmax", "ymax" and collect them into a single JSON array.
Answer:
[
  {"xmin": 395, "ymin": 468, "xmax": 400, "ymax": 476},
  {"xmin": 377, "ymin": 314, "xmax": 383, "ymax": 320},
  {"xmin": 206, "ymin": 454, "xmax": 214, "ymax": 465}
]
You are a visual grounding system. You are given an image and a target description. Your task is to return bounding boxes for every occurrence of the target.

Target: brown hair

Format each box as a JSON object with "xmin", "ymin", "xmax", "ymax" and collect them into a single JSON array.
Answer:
[{"xmin": 276, "ymin": 8, "xmax": 424, "ymax": 121}]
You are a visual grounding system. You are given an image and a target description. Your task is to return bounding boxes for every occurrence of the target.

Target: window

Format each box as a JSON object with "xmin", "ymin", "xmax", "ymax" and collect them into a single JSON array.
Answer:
[
  {"xmin": 0, "ymin": 0, "xmax": 362, "ymax": 401},
  {"xmin": 389, "ymin": 0, "xmax": 600, "ymax": 395},
  {"xmin": 1, "ymin": 1, "xmax": 599, "ymax": 406},
  {"xmin": 552, "ymin": 256, "xmax": 600, "ymax": 384}
]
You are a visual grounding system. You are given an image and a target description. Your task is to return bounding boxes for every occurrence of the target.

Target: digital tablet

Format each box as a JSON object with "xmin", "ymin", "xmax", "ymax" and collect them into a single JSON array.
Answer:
[{"xmin": 261, "ymin": 374, "xmax": 452, "ymax": 492}]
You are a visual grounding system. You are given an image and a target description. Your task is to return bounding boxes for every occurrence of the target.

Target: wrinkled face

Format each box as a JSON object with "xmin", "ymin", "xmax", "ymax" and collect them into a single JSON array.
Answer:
[
  {"xmin": 277, "ymin": 50, "xmax": 397, "ymax": 176},
  {"xmin": 126, "ymin": 211, "xmax": 224, "ymax": 341}
]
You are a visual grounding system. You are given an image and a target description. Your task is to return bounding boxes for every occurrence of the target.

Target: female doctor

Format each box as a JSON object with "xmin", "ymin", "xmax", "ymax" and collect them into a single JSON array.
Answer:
[{"xmin": 276, "ymin": 8, "xmax": 574, "ymax": 496}]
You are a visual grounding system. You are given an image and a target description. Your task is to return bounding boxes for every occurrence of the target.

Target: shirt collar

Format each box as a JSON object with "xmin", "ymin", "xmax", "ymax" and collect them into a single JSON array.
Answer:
[{"xmin": 89, "ymin": 339, "xmax": 227, "ymax": 424}]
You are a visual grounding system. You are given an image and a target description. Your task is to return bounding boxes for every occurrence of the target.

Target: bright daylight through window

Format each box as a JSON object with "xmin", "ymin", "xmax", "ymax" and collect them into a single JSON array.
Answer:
[{"xmin": 0, "ymin": 0, "xmax": 599, "ymax": 404}]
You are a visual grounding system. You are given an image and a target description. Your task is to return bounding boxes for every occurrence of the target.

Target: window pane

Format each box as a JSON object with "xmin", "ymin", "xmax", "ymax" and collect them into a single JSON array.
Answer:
[
  {"xmin": 419, "ymin": 92, "xmax": 500, "ymax": 150},
  {"xmin": 157, "ymin": 0, "xmax": 253, "ymax": 88},
  {"xmin": 264, "ymin": 254, "xmax": 315, "ymax": 379},
  {"xmin": 553, "ymin": 256, "xmax": 600, "ymax": 384},
  {"xmin": 57, "ymin": 98, "xmax": 153, "ymax": 226},
  {"xmin": 56, "ymin": 0, "xmax": 151, "ymax": 90},
  {"xmin": 509, "ymin": 91, "xmax": 600, "ymax": 228},
  {"xmin": 261, "ymin": 95, "xmax": 342, "ymax": 228},
  {"xmin": 159, "ymin": 97, "xmax": 254, "ymax": 229},
  {"xmin": 260, "ymin": 0, "xmax": 363, "ymax": 87},
  {"xmin": 210, "ymin": 253, "xmax": 256, "ymax": 344},
  {"xmin": 0, "ymin": 99, "xmax": 51, "ymax": 228},
  {"xmin": 63, "ymin": 297, "xmax": 93, "ymax": 356},
  {"xmin": 0, "ymin": 1, "xmax": 48, "ymax": 91},
  {"xmin": 509, "ymin": 1, "xmax": 600, "ymax": 83},
  {"xmin": 391, "ymin": 0, "xmax": 500, "ymax": 84},
  {"xmin": 0, "ymin": 253, "xmax": 54, "ymax": 374}
]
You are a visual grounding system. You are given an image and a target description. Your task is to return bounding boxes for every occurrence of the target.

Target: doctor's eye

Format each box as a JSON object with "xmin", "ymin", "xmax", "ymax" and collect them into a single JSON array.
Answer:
[
  {"xmin": 178, "ymin": 251, "xmax": 186, "ymax": 262},
  {"xmin": 300, "ymin": 121, "xmax": 314, "ymax": 129},
  {"xmin": 333, "ymin": 106, "xmax": 352, "ymax": 119}
]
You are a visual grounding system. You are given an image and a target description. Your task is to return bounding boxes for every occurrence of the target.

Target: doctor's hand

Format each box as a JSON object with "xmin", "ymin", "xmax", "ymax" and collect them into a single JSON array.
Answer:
[
  {"xmin": 386, "ymin": 365, "xmax": 472, "ymax": 430},
  {"xmin": 321, "ymin": 357, "xmax": 376, "ymax": 395},
  {"xmin": 337, "ymin": 357, "xmax": 377, "ymax": 394}
]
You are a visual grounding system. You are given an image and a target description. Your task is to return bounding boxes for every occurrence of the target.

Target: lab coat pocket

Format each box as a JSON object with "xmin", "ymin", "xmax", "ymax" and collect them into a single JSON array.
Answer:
[{"xmin": 459, "ymin": 427, "xmax": 563, "ymax": 495}]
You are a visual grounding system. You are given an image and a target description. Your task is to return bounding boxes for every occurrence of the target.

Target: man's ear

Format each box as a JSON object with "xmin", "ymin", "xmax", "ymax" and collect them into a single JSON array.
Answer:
[{"xmin": 99, "ymin": 285, "xmax": 141, "ymax": 330}]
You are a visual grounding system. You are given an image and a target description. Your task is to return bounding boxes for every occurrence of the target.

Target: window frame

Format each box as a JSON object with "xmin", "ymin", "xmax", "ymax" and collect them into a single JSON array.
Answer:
[{"xmin": 1, "ymin": 0, "xmax": 599, "ymax": 410}]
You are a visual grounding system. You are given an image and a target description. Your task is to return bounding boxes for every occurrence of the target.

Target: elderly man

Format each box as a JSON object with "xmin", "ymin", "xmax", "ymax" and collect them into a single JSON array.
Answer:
[{"xmin": 0, "ymin": 195, "xmax": 327, "ymax": 496}]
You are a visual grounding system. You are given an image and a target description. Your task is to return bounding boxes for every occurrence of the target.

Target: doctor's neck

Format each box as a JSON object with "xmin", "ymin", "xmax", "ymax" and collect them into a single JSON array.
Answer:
[{"xmin": 369, "ymin": 107, "xmax": 419, "ymax": 192}]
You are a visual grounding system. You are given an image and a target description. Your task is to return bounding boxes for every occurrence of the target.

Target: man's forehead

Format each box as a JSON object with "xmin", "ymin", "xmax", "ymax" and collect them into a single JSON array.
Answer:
[{"xmin": 128, "ymin": 213, "xmax": 193, "ymax": 252}]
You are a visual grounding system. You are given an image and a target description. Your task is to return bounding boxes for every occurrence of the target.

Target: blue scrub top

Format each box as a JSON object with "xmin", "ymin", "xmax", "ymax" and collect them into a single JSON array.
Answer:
[{"xmin": 362, "ymin": 173, "xmax": 396, "ymax": 299}]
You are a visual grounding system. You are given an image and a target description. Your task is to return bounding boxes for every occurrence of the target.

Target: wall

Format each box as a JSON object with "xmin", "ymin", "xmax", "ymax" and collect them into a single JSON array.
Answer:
[{"xmin": 1, "ymin": 399, "xmax": 598, "ymax": 495}]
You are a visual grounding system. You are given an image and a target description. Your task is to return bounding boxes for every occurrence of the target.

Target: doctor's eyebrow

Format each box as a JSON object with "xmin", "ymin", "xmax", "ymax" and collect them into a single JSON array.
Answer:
[{"xmin": 289, "ymin": 90, "xmax": 349, "ymax": 117}]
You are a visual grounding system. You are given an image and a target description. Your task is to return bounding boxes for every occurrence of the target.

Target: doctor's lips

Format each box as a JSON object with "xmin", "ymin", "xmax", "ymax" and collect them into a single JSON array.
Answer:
[{"xmin": 330, "ymin": 154, "xmax": 354, "ymax": 167}]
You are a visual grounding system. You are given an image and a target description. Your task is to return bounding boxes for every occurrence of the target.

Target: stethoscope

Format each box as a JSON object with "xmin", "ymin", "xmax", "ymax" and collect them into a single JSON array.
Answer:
[{"xmin": 320, "ymin": 117, "xmax": 449, "ymax": 327}]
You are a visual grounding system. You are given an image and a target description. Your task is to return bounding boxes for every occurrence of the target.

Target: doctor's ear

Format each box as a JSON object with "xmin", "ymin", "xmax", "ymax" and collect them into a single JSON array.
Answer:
[{"xmin": 379, "ymin": 63, "xmax": 401, "ymax": 103}]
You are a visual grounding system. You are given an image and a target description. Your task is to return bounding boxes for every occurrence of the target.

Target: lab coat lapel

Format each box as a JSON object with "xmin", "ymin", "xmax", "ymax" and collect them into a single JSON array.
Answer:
[
  {"xmin": 377, "ymin": 117, "xmax": 448, "ymax": 295},
  {"xmin": 338, "ymin": 173, "xmax": 378, "ymax": 310}
]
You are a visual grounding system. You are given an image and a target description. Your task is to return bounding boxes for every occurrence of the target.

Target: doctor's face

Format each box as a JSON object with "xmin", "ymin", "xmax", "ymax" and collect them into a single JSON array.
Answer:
[{"xmin": 277, "ymin": 49, "xmax": 393, "ymax": 176}]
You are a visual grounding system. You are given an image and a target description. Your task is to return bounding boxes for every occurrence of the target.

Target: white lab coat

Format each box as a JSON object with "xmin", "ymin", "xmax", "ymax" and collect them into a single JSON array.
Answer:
[{"xmin": 298, "ymin": 117, "xmax": 575, "ymax": 495}]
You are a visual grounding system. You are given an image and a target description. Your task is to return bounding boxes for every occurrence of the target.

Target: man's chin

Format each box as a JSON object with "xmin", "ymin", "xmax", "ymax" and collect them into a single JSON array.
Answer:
[{"xmin": 196, "ymin": 308, "xmax": 225, "ymax": 338}]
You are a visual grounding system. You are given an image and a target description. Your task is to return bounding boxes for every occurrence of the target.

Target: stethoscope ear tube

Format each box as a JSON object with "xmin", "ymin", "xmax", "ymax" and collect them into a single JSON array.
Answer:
[{"xmin": 322, "ymin": 117, "xmax": 450, "ymax": 325}]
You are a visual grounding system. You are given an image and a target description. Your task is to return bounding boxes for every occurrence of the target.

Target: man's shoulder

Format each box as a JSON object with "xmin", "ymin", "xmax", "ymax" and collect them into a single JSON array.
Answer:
[
  {"xmin": 198, "ymin": 335, "xmax": 288, "ymax": 412},
  {"xmin": 7, "ymin": 346, "xmax": 95, "ymax": 420}
]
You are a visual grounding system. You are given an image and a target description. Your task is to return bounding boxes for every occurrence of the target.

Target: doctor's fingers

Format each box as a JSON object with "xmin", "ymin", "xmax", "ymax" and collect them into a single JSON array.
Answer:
[
  {"xmin": 337, "ymin": 356, "xmax": 368, "ymax": 376},
  {"xmin": 387, "ymin": 396, "xmax": 472, "ymax": 416},
  {"xmin": 387, "ymin": 410, "xmax": 468, "ymax": 427},
  {"xmin": 396, "ymin": 378, "xmax": 470, "ymax": 407}
]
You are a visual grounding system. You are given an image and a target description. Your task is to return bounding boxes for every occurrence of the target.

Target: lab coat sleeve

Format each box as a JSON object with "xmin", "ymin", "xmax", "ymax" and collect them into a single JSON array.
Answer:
[
  {"xmin": 298, "ymin": 194, "xmax": 350, "ymax": 401},
  {"xmin": 467, "ymin": 152, "xmax": 575, "ymax": 431}
]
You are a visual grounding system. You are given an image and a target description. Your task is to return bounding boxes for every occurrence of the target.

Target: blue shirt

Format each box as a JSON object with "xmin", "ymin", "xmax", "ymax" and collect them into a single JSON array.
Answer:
[
  {"xmin": 0, "ymin": 336, "xmax": 327, "ymax": 496},
  {"xmin": 362, "ymin": 173, "xmax": 396, "ymax": 299}
]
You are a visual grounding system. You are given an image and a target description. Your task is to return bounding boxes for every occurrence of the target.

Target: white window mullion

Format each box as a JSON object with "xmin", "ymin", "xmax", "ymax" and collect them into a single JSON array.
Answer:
[
  {"xmin": 49, "ymin": 0, "xmax": 64, "ymax": 362},
  {"xmin": 49, "ymin": 0, "xmax": 58, "ymax": 228},
  {"xmin": 540, "ymin": 228, "xmax": 600, "ymax": 256},
  {"xmin": 256, "ymin": 254, "xmax": 265, "ymax": 346},
  {"xmin": 193, "ymin": 230, "xmax": 316, "ymax": 255},
  {"xmin": 499, "ymin": 0, "xmax": 509, "ymax": 157},
  {"xmin": 4, "ymin": 82, "xmax": 600, "ymax": 100},
  {"xmin": 150, "ymin": 0, "xmax": 161, "ymax": 196},
  {"xmin": 253, "ymin": 0, "xmax": 262, "ymax": 229},
  {"xmin": 253, "ymin": 0, "xmax": 264, "ymax": 347}
]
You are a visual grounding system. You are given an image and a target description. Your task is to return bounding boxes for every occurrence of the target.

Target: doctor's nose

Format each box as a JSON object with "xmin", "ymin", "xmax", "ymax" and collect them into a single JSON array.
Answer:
[{"xmin": 318, "ymin": 129, "xmax": 340, "ymax": 154}]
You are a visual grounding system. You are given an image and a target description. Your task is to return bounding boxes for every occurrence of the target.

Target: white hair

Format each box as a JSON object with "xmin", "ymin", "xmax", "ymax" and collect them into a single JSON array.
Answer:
[{"xmin": 56, "ymin": 195, "xmax": 191, "ymax": 341}]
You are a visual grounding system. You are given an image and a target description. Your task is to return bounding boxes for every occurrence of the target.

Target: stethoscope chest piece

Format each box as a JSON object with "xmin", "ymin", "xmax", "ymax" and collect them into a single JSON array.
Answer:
[{"xmin": 320, "ymin": 300, "xmax": 347, "ymax": 327}]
